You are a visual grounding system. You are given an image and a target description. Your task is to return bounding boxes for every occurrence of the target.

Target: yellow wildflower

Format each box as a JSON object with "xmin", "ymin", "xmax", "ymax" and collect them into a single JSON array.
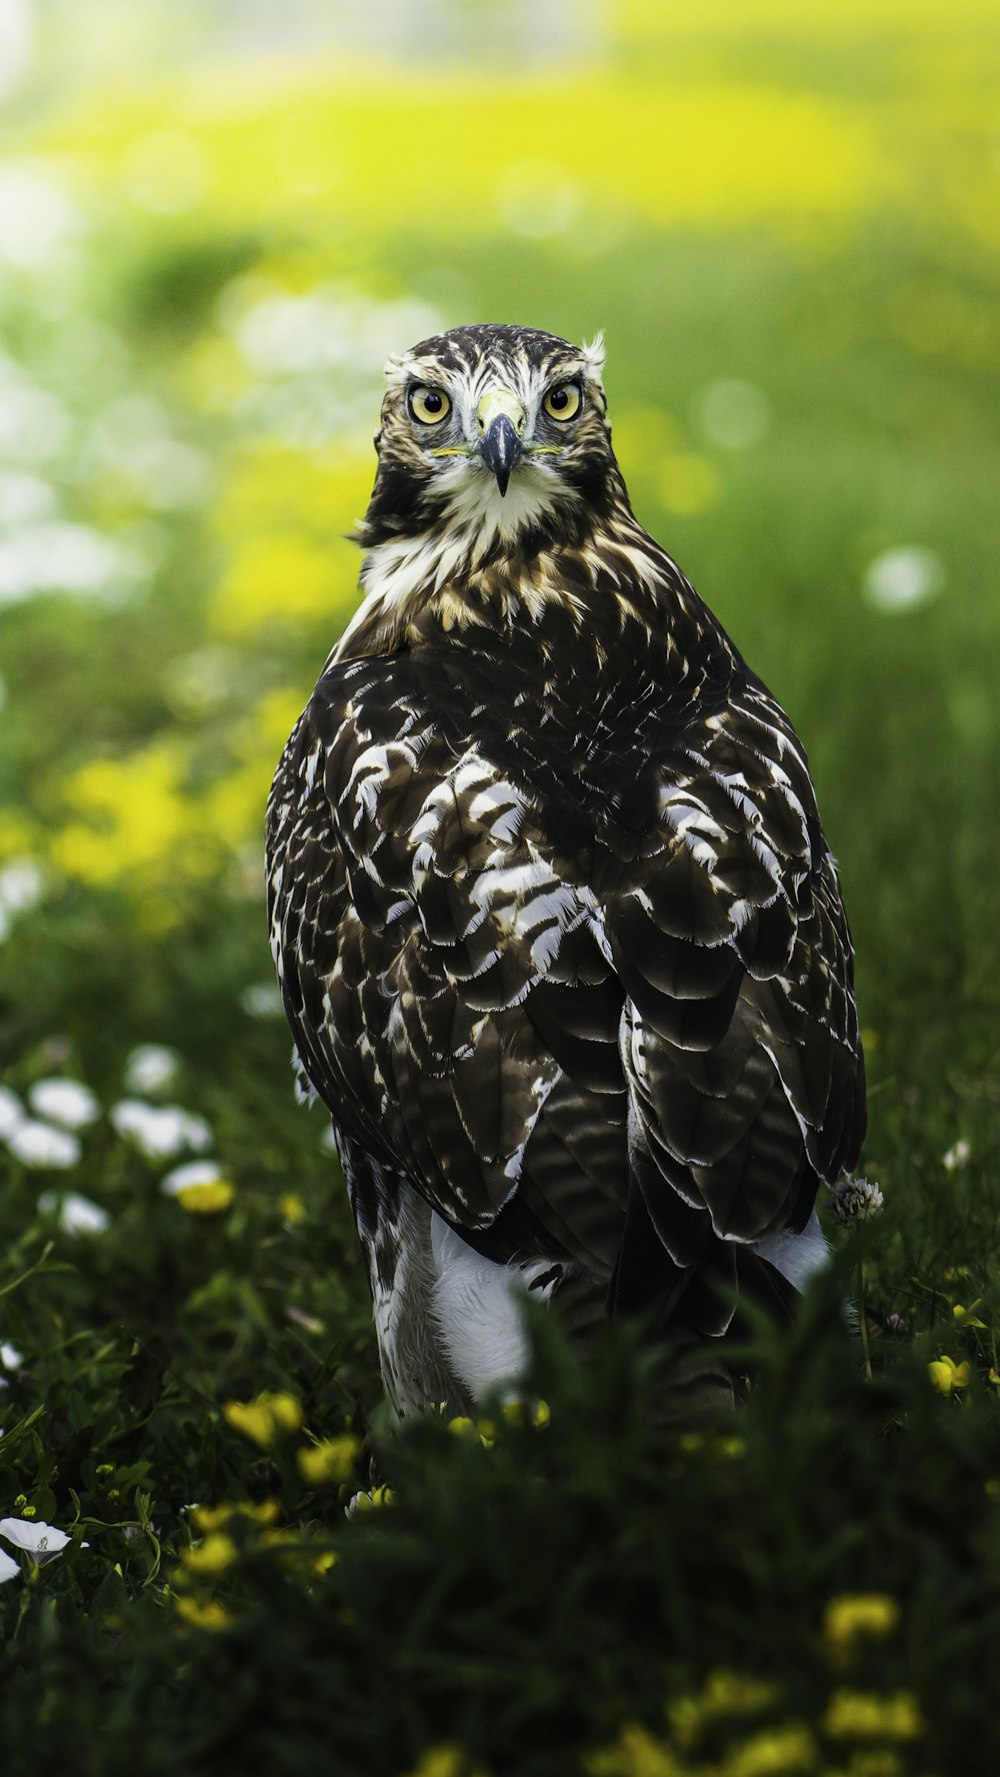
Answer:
[
  {"xmin": 951, "ymin": 1302, "xmax": 986, "ymax": 1328},
  {"xmin": 447, "ymin": 1416, "xmax": 479, "ymax": 1438},
  {"xmin": 723, "ymin": 1723, "xmax": 816, "ymax": 1776},
  {"xmin": 176, "ymin": 1179, "xmax": 235, "ymax": 1215},
  {"xmin": 585, "ymin": 1722, "xmax": 684, "ymax": 1776},
  {"xmin": 401, "ymin": 1746, "xmax": 489, "ymax": 1777},
  {"xmin": 181, "ymin": 1532, "xmax": 237, "ymax": 1577},
  {"xmin": 701, "ymin": 1670, "xmax": 779, "ymax": 1717},
  {"xmin": 822, "ymin": 1691, "xmax": 923, "ymax": 1742},
  {"xmin": 499, "ymin": 1398, "xmax": 551, "ymax": 1429},
  {"xmin": 190, "ymin": 1498, "xmax": 281, "ymax": 1534},
  {"xmin": 297, "ymin": 1434, "xmax": 362, "ymax": 1485},
  {"xmin": 822, "ymin": 1595, "xmax": 900, "ymax": 1667},
  {"xmin": 348, "ymin": 1486, "xmax": 395, "ymax": 1514},
  {"xmin": 928, "ymin": 1355, "xmax": 971, "ymax": 1395},
  {"xmin": 222, "ymin": 1390, "xmax": 303, "ymax": 1447},
  {"xmin": 279, "ymin": 1191, "xmax": 306, "ymax": 1223},
  {"xmin": 174, "ymin": 1594, "xmax": 233, "ymax": 1631}
]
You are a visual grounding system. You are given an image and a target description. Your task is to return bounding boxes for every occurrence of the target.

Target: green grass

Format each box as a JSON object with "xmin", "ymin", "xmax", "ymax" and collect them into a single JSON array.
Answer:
[{"xmin": 2, "ymin": 6, "xmax": 1000, "ymax": 1772}]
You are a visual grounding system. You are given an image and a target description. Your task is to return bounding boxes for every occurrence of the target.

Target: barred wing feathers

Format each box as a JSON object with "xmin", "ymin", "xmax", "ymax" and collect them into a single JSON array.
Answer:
[{"xmin": 266, "ymin": 581, "xmax": 865, "ymax": 1345}]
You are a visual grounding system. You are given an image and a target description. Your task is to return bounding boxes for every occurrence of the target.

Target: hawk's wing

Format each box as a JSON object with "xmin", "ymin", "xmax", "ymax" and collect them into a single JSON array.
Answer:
[{"xmin": 267, "ymin": 636, "xmax": 865, "ymax": 1330}]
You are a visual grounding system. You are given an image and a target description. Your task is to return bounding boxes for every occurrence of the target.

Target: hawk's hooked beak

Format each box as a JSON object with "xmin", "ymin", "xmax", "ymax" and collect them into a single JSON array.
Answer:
[{"xmin": 477, "ymin": 389, "xmax": 525, "ymax": 497}]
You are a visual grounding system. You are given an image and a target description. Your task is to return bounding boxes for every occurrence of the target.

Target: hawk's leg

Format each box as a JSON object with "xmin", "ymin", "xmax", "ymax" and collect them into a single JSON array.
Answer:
[{"xmin": 336, "ymin": 1129, "xmax": 471, "ymax": 1417}]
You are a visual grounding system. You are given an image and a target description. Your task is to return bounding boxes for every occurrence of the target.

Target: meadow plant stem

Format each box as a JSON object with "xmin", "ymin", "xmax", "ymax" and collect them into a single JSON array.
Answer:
[{"xmin": 858, "ymin": 1258, "xmax": 873, "ymax": 1382}]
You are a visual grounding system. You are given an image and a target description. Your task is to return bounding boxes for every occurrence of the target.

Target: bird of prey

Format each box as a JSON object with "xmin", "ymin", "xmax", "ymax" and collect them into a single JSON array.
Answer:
[{"xmin": 266, "ymin": 324, "xmax": 865, "ymax": 1419}]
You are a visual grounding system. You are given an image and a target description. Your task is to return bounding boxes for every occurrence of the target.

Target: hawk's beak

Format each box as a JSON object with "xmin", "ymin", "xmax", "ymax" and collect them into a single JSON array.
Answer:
[{"xmin": 477, "ymin": 390, "xmax": 525, "ymax": 496}]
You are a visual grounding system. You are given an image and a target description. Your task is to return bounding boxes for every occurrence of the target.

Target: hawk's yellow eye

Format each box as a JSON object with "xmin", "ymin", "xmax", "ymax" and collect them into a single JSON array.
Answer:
[
  {"xmin": 409, "ymin": 386, "xmax": 451, "ymax": 426},
  {"xmin": 543, "ymin": 382, "xmax": 581, "ymax": 422}
]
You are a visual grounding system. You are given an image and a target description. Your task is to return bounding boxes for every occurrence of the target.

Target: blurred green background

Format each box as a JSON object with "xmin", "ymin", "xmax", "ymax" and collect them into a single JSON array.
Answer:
[
  {"xmin": 0, "ymin": 0, "xmax": 998, "ymax": 1333},
  {"xmin": 1, "ymin": 4, "xmax": 1000, "ymax": 1768}
]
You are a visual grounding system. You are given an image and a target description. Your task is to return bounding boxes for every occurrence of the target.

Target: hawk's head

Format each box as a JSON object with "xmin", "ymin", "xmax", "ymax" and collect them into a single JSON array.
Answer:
[{"xmin": 359, "ymin": 324, "xmax": 625, "ymax": 550}]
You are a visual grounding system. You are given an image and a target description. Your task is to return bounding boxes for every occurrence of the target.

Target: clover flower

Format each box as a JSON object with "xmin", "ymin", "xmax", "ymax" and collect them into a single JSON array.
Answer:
[
  {"xmin": 27, "ymin": 1077, "xmax": 100, "ymax": 1129},
  {"xmin": 942, "ymin": 1138, "xmax": 971, "ymax": 1172},
  {"xmin": 826, "ymin": 1176, "xmax": 884, "ymax": 1226}
]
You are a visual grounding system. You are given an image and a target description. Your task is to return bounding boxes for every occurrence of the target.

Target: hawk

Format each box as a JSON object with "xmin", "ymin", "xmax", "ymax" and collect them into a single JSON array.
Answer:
[{"xmin": 266, "ymin": 324, "xmax": 865, "ymax": 1419}]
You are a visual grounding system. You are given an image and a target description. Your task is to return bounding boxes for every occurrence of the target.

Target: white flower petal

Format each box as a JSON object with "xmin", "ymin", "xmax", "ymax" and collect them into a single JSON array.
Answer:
[
  {"xmin": 123, "ymin": 1043, "xmax": 179, "ymax": 1095},
  {"xmin": 696, "ymin": 377, "xmax": 771, "ymax": 450},
  {"xmin": 0, "ymin": 858, "xmax": 43, "ymax": 917},
  {"xmin": 0, "ymin": 1516, "xmax": 71, "ymax": 1557},
  {"xmin": 6, "ymin": 1118, "xmax": 81, "ymax": 1168},
  {"xmin": 239, "ymin": 981, "xmax": 284, "ymax": 1019},
  {"xmin": 1, "ymin": 1342, "xmax": 23, "ymax": 1370},
  {"xmin": 38, "ymin": 1191, "xmax": 111, "ymax": 1235},
  {"xmin": 28, "ymin": 1077, "xmax": 100, "ymax": 1130},
  {"xmin": 863, "ymin": 545, "xmax": 945, "ymax": 613},
  {"xmin": 0, "ymin": 1547, "xmax": 20, "ymax": 1584},
  {"xmin": 160, "ymin": 1159, "xmax": 224, "ymax": 1197},
  {"xmin": 110, "ymin": 1098, "xmax": 211, "ymax": 1159},
  {"xmin": 0, "ymin": 1084, "xmax": 25, "ymax": 1138}
]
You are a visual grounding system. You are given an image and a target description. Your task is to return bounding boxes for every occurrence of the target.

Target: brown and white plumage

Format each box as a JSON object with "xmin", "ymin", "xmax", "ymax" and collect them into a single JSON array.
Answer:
[{"xmin": 266, "ymin": 324, "xmax": 865, "ymax": 1417}]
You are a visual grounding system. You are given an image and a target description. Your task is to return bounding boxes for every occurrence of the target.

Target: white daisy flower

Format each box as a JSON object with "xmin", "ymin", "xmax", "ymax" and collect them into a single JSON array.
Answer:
[
  {"xmin": 239, "ymin": 982, "xmax": 284, "ymax": 1019},
  {"xmin": 28, "ymin": 1078, "xmax": 100, "ymax": 1130},
  {"xmin": 0, "ymin": 1084, "xmax": 24, "ymax": 1139},
  {"xmin": 6, "ymin": 1119, "xmax": 81, "ymax": 1168},
  {"xmin": 110, "ymin": 1098, "xmax": 211, "ymax": 1159},
  {"xmin": 123, "ymin": 1044, "xmax": 180, "ymax": 1095},
  {"xmin": 160, "ymin": 1159, "xmax": 225, "ymax": 1197},
  {"xmin": 38, "ymin": 1191, "xmax": 111, "ymax": 1235}
]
